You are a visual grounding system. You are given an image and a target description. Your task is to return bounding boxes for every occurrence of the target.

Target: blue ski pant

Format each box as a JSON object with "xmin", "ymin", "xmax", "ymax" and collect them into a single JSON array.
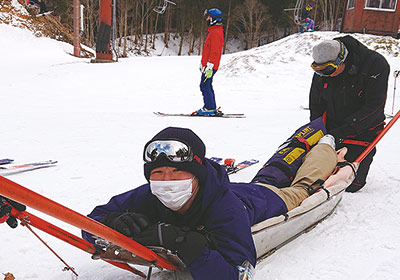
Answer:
[{"xmin": 200, "ymin": 69, "xmax": 217, "ymax": 110}]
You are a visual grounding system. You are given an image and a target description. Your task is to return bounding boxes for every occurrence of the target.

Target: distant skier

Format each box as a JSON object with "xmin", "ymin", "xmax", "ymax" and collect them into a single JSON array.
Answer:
[
  {"xmin": 193, "ymin": 8, "xmax": 224, "ymax": 116},
  {"xmin": 26, "ymin": 0, "xmax": 47, "ymax": 15},
  {"xmin": 300, "ymin": 3, "xmax": 314, "ymax": 33},
  {"xmin": 309, "ymin": 35, "xmax": 390, "ymax": 192}
]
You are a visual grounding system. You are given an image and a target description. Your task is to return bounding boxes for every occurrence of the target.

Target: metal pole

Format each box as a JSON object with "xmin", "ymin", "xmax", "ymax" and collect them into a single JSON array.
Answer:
[
  {"xmin": 73, "ymin": 0, "xmax": 80, "ymax": 57},
  {"xmin": 112, "ymin": 0, "xmax": 118, "ymax": 61},
  {"xmin": 80, "ymin": 4, "xmax": 84, "ymax": 33},
  {"xmin": 392, "ymin": 71, "xmax": 399, "ymax": 115}
]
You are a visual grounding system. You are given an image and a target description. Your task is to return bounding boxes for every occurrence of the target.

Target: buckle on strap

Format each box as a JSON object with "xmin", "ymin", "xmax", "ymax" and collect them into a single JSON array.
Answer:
[{"xmin": 306, "ymin": 179, "xmax": 328, "ymax": 196}]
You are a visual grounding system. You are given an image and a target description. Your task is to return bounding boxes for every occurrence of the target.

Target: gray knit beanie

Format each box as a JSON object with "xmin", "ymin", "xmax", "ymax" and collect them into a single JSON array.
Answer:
[{"xmin": 312, "ymin": 40, "xmax": 347, "ymax": 64}]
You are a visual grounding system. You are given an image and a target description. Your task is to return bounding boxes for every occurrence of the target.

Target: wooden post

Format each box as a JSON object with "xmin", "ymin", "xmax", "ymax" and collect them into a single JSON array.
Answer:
[{"xmin": 73, "ymin": 0, "xmax": 80, "ymax": 57}]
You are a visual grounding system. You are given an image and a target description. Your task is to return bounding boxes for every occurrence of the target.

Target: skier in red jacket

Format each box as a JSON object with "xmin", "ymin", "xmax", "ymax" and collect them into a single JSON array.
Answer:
[{"xmin": 193, "ymin": 8, "xmax": 224, "ymax": 116}]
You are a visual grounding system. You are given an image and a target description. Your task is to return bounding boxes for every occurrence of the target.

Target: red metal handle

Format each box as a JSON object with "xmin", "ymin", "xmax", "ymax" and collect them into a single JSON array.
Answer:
[
  {"xmin": 11, "ymin": 208, "xmax": 146, "ymax": 278},
  {"xmin": 0, "ymin": 176, "xmax": 177, "ymax": 271}
]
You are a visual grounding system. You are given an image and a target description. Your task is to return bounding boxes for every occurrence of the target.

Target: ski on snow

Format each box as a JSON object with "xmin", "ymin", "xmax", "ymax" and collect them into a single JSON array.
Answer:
[
  {"xmin": 210, "ymin": 157, "xmax": 259, "ymax": 174},
  {"xmin": 154, "ymin": 111, "xmax": 246, "ymax": 118},
  {"xmin": 0, "ymin": 158, "xmax": 14, "ymax": 165},
  {"xmin": 0, "ymin": 160, "xmax": 57, "ymax": 176},
  {"xmin": 36, "ymin": 10, "xmax": 54, "ymax": 17}
]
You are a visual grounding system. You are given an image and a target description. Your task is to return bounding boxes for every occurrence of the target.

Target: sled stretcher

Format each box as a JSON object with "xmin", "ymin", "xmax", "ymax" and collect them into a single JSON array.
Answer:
[
  {"xmin": 0, "ymin": 160, "xmax": 357, "ymax": 280},
  {"xmin": 0, "ymin": 110, "xmax": 398, "ymax": 279}
]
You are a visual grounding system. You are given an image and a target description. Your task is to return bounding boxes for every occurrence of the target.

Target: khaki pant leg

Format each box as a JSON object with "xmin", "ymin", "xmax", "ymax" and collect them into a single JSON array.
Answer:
[
  {"xmin": 290, "ymin": 143, "xmax": 337, "ymax": 190},
  {"xmin": 256, "ymin": 183, "xmax": 309, "ymax": 211},
  {"xmin": 255, "ymin": 143, "xmax": 337, "ymax": 211}
]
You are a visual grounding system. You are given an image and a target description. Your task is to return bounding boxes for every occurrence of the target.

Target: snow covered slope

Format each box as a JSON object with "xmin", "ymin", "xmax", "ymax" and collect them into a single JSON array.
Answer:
[{"xmin": 0, "ymin": 21, "xmax": 400, "ymax": 280}]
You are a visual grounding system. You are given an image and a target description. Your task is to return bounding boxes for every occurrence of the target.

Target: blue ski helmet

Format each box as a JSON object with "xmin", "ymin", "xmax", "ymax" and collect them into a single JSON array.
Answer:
[{"xmin": 204, "ymin": 8, "xmax": 222, "ymax": 25}]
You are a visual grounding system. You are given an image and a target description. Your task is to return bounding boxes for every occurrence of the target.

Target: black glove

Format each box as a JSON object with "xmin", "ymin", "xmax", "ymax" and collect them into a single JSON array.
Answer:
[
  {"xmin": 0, "ymin": 196, "xmax": 26, "ymax": 228},
  {"xmin": 329, "ymin": 126, "xmax": 356, "ymax": 147},
  {"xmin": 100, "ymin": 212, "xmax": 150, "ymax": 237},
  {"xmin": 134, "ymin": 223, "xmax": 209, "ymax": 266}
]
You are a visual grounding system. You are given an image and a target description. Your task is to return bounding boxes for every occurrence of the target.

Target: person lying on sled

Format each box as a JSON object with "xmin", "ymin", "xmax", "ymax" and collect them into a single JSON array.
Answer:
[{"xmin": 78, "ymin": 118, "xmax": 347, "ymax": 279}]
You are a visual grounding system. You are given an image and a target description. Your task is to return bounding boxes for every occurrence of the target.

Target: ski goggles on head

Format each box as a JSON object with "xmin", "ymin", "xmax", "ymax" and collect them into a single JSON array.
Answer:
[
  {"xmin": 143, "ymin": 139, "xmax": 194, "ymax": 163},
  {"xmin": 311, "ymin": 41, "xmax": 347, "ymax": 77}
]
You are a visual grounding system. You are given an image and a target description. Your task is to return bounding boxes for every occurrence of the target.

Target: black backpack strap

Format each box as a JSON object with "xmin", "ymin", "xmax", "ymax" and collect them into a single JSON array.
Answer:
[
  {"xmin": 305, "ymin": 179, "xmax": 330, "ymax": 198},
  {"xmin": 278, "ymin": 137, "xmax": 311, "ymax": 152}
]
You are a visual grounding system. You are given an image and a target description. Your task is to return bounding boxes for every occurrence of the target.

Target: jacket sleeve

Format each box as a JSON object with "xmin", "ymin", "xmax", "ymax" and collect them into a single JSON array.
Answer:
[
  {"xmin": 330, "ymin": 57, "xmax": 389, "ymax": 140},
  {"xmin": 309, "ymin": 74, "xmax": 326, "ymax": 121},
  {"xmin": 187, "ymin": 206, "xmax": 256, "ymax": 280},
  {"xmin": 81, "ymin": 185, "xmax": 157, "ymax": 243}
]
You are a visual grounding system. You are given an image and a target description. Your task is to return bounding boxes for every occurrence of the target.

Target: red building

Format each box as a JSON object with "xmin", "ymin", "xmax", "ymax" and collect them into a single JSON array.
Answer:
[{"xmin": 342, "ymin": 0, "xmax": 400, "ymax": 38}]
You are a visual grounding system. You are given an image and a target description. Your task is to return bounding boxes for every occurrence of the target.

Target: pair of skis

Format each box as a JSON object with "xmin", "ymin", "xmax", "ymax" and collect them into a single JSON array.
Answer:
[
  {"xmin": 154, "ymin": 111, "xmax": 245, "ymax": 118},
  {"xmin": 210, "ymin": 157, "xmax": 259, "ymax": 175},
  {"xmin": 0, "ymin": 159, "xmax": 57, "ymax": 176}
]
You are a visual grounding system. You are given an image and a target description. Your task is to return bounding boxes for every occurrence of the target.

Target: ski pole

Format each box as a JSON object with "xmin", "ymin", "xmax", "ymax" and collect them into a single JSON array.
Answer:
[
  {"xmin": 393, "ymin": 70, "xmax": 400, "ymax": 115},
  {"xmin": 0, "ymin": 177, "xmax": 177, "ymax": 271},
  {"xmin": 354, "ymin": 109, "xmax": 400, "ymax": 164},
  {"xmin": 21, "ymin": 221, "xmax": 79, "ymax": 277},
  {"xmin": 11, "ymin": 208, "xmax": 147, "ymax": 278}
]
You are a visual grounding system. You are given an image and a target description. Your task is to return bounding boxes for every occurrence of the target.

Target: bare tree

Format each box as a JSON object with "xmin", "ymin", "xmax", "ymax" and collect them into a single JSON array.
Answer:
[
  {"xmin": 223, "ymin": 0, "xmax": 232, "ymax": 54},
  {"xmin": 233, "ymin": 0, "xmax": 269, "ymax": 49},
  {"xmin": 81, "ymin": 0, "xmax": 98, "ymax": 47},
  {"xmin": 317, "ymin": 0, "xmax": 344, "ymax": 31}
]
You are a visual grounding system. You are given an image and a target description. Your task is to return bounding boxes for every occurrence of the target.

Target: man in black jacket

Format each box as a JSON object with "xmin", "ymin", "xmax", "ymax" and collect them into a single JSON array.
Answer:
[{"xmin": 309, "ymin": 35, "xmax": 390, "ymax": 192}]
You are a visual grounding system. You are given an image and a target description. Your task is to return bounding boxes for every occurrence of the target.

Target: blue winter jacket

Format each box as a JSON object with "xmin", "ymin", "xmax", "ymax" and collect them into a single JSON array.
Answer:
[{"xmin": 82, "ymin": 159, "xmax": 288, "ymax": 279}]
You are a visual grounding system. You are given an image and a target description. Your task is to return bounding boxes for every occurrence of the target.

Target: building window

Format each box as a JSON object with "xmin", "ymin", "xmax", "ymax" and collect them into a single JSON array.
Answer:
[
  {"xmin": 347, "ymin": 0, "xmax": 356, "ymax": 9},
  {"xmin": 365, "ymin": 0, "xmax": 397, "ymax": 10}
]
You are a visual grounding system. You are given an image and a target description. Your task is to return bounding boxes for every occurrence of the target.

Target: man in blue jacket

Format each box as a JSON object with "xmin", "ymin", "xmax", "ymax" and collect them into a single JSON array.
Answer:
[{"xmin": 81, "ymin": 126, "xmax": 337, "ymax": 279}]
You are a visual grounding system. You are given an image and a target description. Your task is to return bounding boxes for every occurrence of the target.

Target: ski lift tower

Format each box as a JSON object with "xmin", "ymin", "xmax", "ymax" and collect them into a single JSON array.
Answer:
[{"xmin": 92, "ymin": 0, "xmax": 115, "ymax": 62}]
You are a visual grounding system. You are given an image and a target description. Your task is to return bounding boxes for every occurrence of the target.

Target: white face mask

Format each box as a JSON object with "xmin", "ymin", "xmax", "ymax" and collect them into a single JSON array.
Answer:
[{"xmin": 150, "ymin": 178, "xmax": 197, "ymax": 211}]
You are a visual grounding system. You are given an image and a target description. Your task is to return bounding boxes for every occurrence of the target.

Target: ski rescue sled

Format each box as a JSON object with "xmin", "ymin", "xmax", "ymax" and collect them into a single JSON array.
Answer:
[
  {"xmin": 0, "ymin": 110, "xmax": 398, "ymax": 279},
  {"xmin": 0, "ymin": 158, "xmax": 357, "ymax": 280}
]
